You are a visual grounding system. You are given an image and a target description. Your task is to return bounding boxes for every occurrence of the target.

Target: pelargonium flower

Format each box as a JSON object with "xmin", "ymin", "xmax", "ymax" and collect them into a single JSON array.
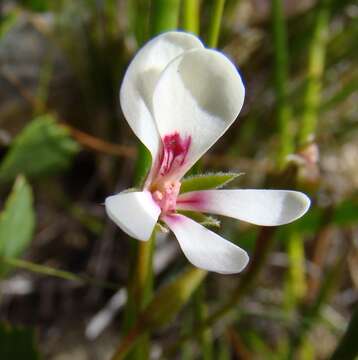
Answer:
[{"xmin": 105, "ymin": 31, "xmax": 310, "ymax": 274}]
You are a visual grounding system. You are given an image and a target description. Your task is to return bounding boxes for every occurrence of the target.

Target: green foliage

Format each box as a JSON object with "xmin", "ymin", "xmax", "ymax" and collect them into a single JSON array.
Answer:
[
  {"xmin": 178, "ymin": 211, "xmax": 220, "ymax": 228},
  {"xmin": 19, "ymin": 0, "xmax": 50, "ymax": 12},
  {"xmin": 0, "ymin": 10, "xmax": 18, "ymax": 38},
  {"xmin": 0, "ymin": 115, "xmax": 80, "ymax": 183},
  {"xmin": 180, "ymin": 172, "xmax": 242, "ymax": 193},
  {"xmin": 0, "ymin": 322, "xmax": 40, "ymax": 360},
  {"xmin": 139, "ymin": 266, "xmax": 207, "ymax": 329},
  {"xmin": 0, "ymin": 176, "xmax": 35, "ymax": 276},
  {"xmin": 293, "ymin": 198, "xmax": 358, "ymax": 234}
]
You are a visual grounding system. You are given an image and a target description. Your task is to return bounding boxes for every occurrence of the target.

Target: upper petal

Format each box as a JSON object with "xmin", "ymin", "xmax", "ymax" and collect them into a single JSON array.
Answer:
[
  {"xmin": 152, "ymin": 48, "xmax": 245, "ymax": 179},
  {"xmin": 177, "ymin": 190, "xmax": 310, "ymax": 226},
  {"xmin": 163, "ymin": 213, "xmax": 249, "ymax": 274},
  {"xmin": 120, "ymin": 31, "xmax": 204, "ymax": 160},
  {"xmin": 105, "ymin": 191, "xmax": 161, "ymax": 240}
]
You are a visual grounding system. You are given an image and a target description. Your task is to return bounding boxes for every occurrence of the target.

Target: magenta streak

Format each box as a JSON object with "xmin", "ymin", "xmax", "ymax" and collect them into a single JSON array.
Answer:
[
  {"xmin": 176, "ymin": 192, "xmax": 208, "ymax": 211},
  {"xmin": 162, "ymin": 212, "xmax": 184, "ymax": 225},
  {"xmin": 158, "ymin": 133, "xmax": 191, "ymax": 177}
]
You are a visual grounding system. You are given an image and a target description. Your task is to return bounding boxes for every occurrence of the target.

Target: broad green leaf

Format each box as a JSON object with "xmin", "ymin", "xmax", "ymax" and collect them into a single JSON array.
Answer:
[
  {"xmin": 0, "ymin": 322, "xmax": 40, "ymax": 360},
  {"xmin": 180, "ymin": 172, "xmax": 242, "ymax": 194},
  {"xmin": 0, "ymin": 115, "xmax": 80, "ymax": 183},
  {"xmin": 0, "ymin": 176, "xmax": 35, "ymax": 276}
]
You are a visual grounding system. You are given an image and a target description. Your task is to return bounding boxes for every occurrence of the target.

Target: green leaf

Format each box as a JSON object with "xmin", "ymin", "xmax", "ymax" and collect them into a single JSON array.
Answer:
[
  {"xmin": 111, "ymin": 267, "xmax": 207, "ymax": 359},
  {"xmin": 0, "ymin": 322, "xmax": 40, "ymax": 360},
  {"xmin": 0, "ymin": 176, "xmax": 35, "ymax": 276},
  {"xmin": 139, "ymin": 267, "xmax": 207, "ymax": 329},
  {"xmin": 180, "ymin": 172, "xmax": 242, "ymax": 194},
  {"xmin": 178, "ymin": 211, "xmax": 220, "ymax": 228},
  {"xmin": 0, "ymin": 115, "xmax": 80, "ymax": 183}
]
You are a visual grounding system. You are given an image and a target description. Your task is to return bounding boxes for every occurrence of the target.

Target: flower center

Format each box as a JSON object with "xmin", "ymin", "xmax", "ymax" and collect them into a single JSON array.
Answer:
[
  {"xmin": 151, "ymin": 181, "xmax": 181, "ymax": 214},
  {"xmin": 157, "ymin": 132, "xmax": 191, "ymax": 179},
  {"xmin": 147, "ymin": 132, "xmax": 191, "ymax": 214}
]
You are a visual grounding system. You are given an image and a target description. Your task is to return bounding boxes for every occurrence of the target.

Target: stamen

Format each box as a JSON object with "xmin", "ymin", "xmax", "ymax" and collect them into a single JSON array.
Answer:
[{"xmin": 151, "ymin": 180, "xmax": 181, "ymax": 214}]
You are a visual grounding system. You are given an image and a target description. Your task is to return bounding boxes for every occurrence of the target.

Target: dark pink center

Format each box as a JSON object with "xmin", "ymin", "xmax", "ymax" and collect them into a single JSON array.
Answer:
[
  {"xmin": 149, "ymin": 132, "xmax": 191, "ymax": 215},
  {"xmin": 158, "ymin": 132, "xmax": 191, "ymax": 178}
]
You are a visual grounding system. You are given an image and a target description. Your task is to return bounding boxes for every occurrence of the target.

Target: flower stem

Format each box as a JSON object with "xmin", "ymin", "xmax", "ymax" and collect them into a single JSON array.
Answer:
[
  {"xmin": 121, "ymin": 2, "xmax": 181, "ymax": 358},
  {"xmin": 298, "ymin": 0, "xmax": 331, "ymax": 147},
  {"xmin": 123, "ymin": 231, "xmax": 156, "ymax": 359},
  {"xmin": 207, "ymin": 0, "xmax": 226, "ymax": 48},
  {"xmin": 284, "ymin": 230, "xmax": 307, "ymax": 311},
  {"xmin": 271, "ymin": 0, "xmax": 294, "ymax": 168},
  {"xmin": 182, "ymin": 0, "xmax": 200, "ymax": 35},
  {"xmin": 150, "ymin": 0, "xmax": 181, "ymax": 36}
]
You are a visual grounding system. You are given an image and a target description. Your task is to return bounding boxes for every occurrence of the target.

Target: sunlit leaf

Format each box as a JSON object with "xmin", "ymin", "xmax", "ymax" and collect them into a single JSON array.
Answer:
[
  {"xmin": 0, "ymin": 176, "xmax": 35, "ymax": 276},
  {"xmin": 0, "ymin": 115, "xmax": 80, "ymax": 182},
  {"xmin": 180, "ymin": 172, "xmax": 242, "ymax": 193}
]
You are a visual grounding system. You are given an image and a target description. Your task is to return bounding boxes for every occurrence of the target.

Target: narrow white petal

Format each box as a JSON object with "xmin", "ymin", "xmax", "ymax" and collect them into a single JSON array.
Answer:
[
  {"xmin": 105, "ymin": 191, "xmax": 161, "ymax": 241},
  {"xmin": 120, "ymin": 31, "xmax": 204, "ymax": 159},
  {"xmin": 152, "ymin": 48, "xmax": 245, "ymax": 178},
  {"xmin": 163, "ymin": 214, "xmax": 249, "ymax": 274},
  {"xmin": 177, "ymin": 190, "xmax": 311, "ymax": 226}
]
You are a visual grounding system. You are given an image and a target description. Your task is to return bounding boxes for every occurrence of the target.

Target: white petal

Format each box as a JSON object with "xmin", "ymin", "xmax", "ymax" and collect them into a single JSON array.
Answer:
[
  {"xmin": 163, "ymin": 214, "xmax": 249, "ymax": 274},
  {"xmin": 105, "ymin": 191, "xmax": 161, "ymax": 241},
  {"xmin": 152, "ymin": 48, "xmax": 245, "ymax": 178},
  {"xmin": 120, "ymin": 31, "xmax": 204, "ymax": 159},
  {"xmin": 177, "ymin": 190, "xmax": 311, "ymax": 226}
]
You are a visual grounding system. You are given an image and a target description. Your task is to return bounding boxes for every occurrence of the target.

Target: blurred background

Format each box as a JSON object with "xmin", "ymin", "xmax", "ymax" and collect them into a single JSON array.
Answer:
[{"xmin": 0, "ymin": 0, "xmax": 357, "ymax": 359}]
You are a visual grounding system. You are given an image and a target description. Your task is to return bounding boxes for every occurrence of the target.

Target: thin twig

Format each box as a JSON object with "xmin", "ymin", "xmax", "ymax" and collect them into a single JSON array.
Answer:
[{"xmin": 1, "ymin": 256, "xmax": 120, "ymax": 291}]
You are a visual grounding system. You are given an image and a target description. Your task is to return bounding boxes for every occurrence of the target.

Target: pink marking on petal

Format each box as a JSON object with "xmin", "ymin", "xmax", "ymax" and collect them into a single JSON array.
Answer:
[
  {"xmin": 158, "ymin": 133, "xmax": 191, "ymax": 178},
  {"xmin": 146, "ymin": 133, "xmax": 192, "ymax": 216},
  {"xmin": 162, "ymin": 213, "xmax": 183, "ymax": 225},
  {"xmin": 176, "ymin": 192, "xmax": 208, "ymax": 209}
]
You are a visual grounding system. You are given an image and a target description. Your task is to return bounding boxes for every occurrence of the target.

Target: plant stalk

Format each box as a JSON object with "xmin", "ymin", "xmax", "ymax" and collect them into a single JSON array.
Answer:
[{"xmin": 207, "ymin": 0, "xmax": 226, "ymax": 48}]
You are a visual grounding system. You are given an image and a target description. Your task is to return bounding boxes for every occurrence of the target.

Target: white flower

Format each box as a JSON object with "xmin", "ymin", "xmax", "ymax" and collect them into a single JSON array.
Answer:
[{"xmin": 105, "ymin": 31, "xmax": 310, "ymax": 274}]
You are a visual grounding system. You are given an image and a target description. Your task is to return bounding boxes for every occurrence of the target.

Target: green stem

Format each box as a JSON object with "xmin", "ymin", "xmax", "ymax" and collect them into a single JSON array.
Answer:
[
  {"xmin": 182, "ymin": 0, "xmax": 200, "ymax": 35},
  {"xmin": 284, "ymin": 230, "xmax": 306, "ymax": 311},
  {"xmin": 161, "ymin": 227, "xmax": 277, "ymax": 358},
  {"xmin": 122, "ymin": 4, "xmax": 181, "ymax": 358},
  {"xmin": 193, "ymin": 285, "xmax": 213, "ymax": 360},
  {"xmin": 124, "ymin": 232, "xmax": 156, "ymax": 359},
  {"xmin": 129, "ymin": 0, "xmax": 151, "ymax": 45},
  {"xmin": 150, "ymin": 0, "xmax": 181, "ymax": 36},
  {"xmin": 272, "ymin": 0, "xmax": 294, "ymax": 167},
  {"xmin": 288, "ymin": 251, "xmax": 345, "ymax": 359},
  {"xmin": 298, "ymin": 0, "xmax": 331, "ymax": 146},
  {"xmin": 207, "ymin": 0, "xmax": 226, "ymax": 48}
]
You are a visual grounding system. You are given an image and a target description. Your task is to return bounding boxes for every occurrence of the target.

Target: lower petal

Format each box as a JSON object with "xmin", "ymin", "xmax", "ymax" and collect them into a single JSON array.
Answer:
[
  {"xmin": 105, "ymin": 191, "xmax": 161, "ymax": 241},
  {"xmin": 163, "ymin": 214, "xmax": 249, "ymax": 274},
  {"xmin": 177, "ymin": 189, "xmax": 310, "ymax": 226}
]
